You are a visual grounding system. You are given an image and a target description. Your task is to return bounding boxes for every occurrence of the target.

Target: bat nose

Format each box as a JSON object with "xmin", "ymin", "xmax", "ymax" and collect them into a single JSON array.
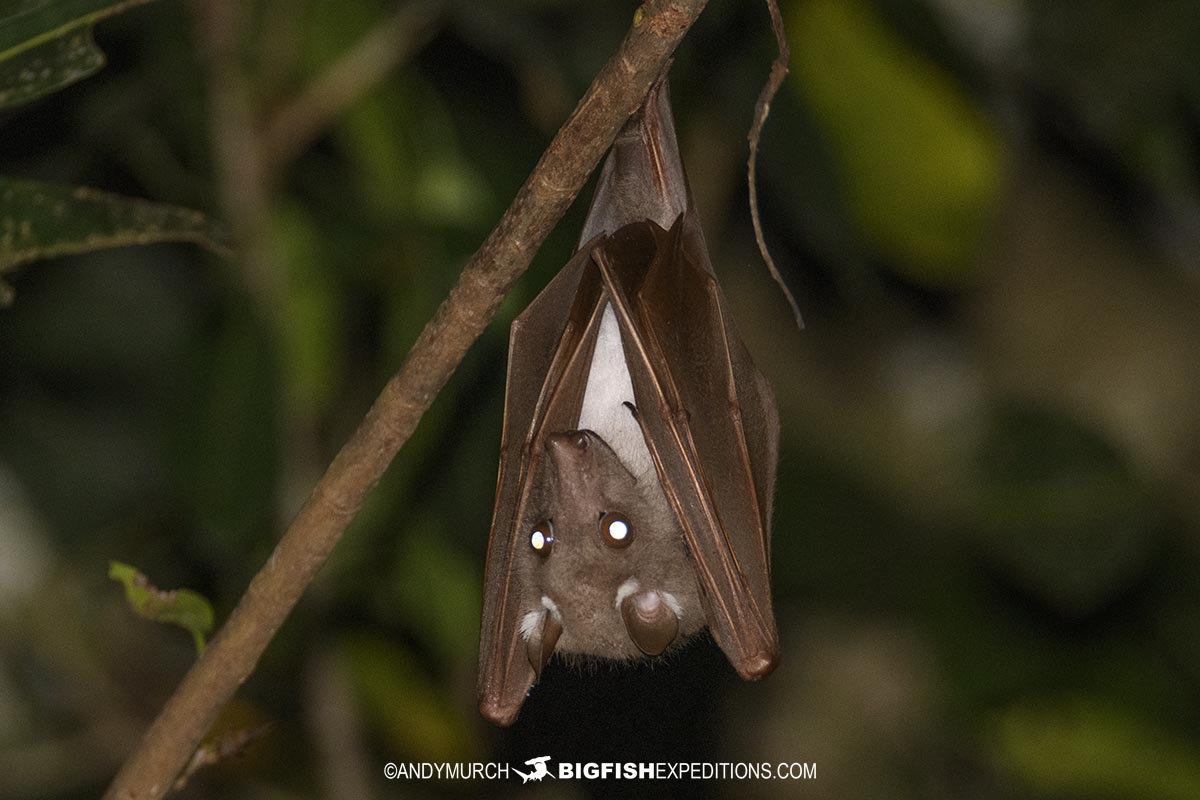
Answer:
[{"xmin": 620, "ymin": 589, "xmax": 679, "ymax": 656}]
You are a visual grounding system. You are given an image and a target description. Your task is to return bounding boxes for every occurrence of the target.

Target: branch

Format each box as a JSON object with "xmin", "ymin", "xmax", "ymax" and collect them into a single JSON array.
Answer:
[
  {"xmin": 102, "ymin": 2, "xmax": 709, "ymax": 797},
  {"xmin": 747, "ymin": 0, "xmax": 803, "ymax": 328}
]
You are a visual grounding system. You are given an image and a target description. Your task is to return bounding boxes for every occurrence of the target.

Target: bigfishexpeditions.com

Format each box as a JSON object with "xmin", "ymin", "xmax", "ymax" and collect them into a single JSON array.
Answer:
[{"xmin": 382, "ymin": 759, "xmax": 816, "ymax": 782}]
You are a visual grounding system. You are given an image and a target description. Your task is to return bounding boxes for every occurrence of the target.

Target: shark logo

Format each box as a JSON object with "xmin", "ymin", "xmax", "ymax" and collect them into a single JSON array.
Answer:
[{"xmin": 513, "ymin": 756, "xmax": 553, "ymax": 783}]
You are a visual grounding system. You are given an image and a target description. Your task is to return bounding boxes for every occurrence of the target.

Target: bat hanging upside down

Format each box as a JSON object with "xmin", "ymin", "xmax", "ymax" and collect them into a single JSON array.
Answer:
[{"xmin": 477, "ymin": 74, "xmax": 781, "ymax": 726}]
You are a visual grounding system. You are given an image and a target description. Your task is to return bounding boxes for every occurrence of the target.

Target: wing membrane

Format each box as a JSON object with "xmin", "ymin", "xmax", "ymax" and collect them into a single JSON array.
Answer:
[
  {"xmin": 595, "ymin": 216, "xmax": 780, "ymax": 678},
  {"xmin": 478, "ymin": 243, "xmax": 607, "ymax": 725}
]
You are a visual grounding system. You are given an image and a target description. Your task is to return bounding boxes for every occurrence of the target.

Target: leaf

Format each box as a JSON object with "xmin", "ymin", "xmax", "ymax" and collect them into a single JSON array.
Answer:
[
  {"xmin": 789, "ymin": 0, "xmax": 1003, "ymax": 285},
  {"xmin": 0, "ymin": 177, "xmax": 230, "ymax": 294},
  {"xmin": 0, "ymin": 0, "xmax": 157, "ymax": 108},
  {"xmin": 0, "ymin": 0, "xmax": 153, "ymax": 61},
  {"xmin": 108, "ymin": 560, "xmax": 215, "ymax": 654},
  {"xmin": 0, "ymin": 26, "xmax": 102, "ymax": 107}
]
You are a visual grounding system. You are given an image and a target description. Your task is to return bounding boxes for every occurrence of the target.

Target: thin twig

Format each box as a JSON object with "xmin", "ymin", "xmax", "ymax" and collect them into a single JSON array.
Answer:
[
  {"xmin": 748, "ymin": 0, "xmax": 803, "ymax": 328},
  {"xmin": 261, "ymin": 0, "xmax": 443, "ymax": 176},
  {"xmin": 102, "ymin": 2, "xmax": 709, "ymax": 798}
]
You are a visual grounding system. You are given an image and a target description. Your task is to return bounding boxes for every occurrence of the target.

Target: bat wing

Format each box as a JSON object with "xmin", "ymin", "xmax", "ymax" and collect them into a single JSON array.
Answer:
[
  {"xmin": 477, "ymin": 242, "xmax": 608, "ymax": 726},
  {"xmin": 593, "ymin": 214, "xmax": 781, "ymax": 679},
  {"xmin": 578, "ymin": 77, "xmax": 688, "ymax": 245}
]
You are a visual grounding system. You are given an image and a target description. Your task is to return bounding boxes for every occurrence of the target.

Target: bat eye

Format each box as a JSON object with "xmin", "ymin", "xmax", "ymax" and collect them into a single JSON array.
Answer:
[
  {"xmin": 598, "ymin": 511, "xmax": 633, "ymax": 548},
  {"xmin": 529, "ymin": 521, "xmax": 554, "ymax": 556}
]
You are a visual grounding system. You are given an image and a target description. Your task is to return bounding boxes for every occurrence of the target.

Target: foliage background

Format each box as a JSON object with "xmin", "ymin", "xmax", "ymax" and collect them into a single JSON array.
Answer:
[{"xmin": 2, "ymin": 0, "xmax": 1200, "ymax": 797}]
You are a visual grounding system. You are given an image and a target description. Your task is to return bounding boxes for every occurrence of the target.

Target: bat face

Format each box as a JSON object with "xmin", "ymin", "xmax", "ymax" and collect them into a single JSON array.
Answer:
[{"xmin": 515, "ymin": 427, "xmax": 706, "ymax": 671}]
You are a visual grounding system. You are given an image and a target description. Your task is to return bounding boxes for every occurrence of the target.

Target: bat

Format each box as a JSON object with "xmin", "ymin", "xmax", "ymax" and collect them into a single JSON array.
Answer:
[{"xmin": 477, "ymin": 75, "xmax": 780, "ymax": 726}]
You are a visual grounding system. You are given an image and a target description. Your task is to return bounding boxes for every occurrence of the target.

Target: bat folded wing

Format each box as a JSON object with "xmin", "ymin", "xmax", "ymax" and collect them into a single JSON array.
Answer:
[
  {"xmin": 593, "ymin": 216, "xmax": 781, "ymax": 679},
  {"xmin": 477, "ymin": 242, "xmax": 607, "ymax": 725}
]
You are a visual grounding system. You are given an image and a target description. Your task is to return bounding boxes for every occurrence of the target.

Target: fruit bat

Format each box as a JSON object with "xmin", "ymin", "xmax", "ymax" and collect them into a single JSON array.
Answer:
[{"xmin": 477, "ymin": 75, "xmax": 780, "ymax": 726}]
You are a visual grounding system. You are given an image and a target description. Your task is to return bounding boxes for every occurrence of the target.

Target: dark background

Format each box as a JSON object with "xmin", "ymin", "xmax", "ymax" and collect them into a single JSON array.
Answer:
[{"xmin": 2, "ymin": 0, "xmax": 1200, "ymax": 798}]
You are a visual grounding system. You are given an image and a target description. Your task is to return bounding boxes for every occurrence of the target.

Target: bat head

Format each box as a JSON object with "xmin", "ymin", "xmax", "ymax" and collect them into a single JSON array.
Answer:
[{"xmin": 517, "ymin": 428, "xmax": 705, "ymax": 674}]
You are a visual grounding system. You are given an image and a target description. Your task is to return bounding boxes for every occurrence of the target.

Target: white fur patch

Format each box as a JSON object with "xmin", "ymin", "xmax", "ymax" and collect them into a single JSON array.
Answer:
[
  {"xmin": 520, "ymin": 596, "xmax": 563, "ymax": 641},
  {"xmin": 614, "ymin": 578, "xmax": 641, "ymax": 610},
  {"xmin": 660, "ymin": 591, "xmax": 684, "ymax": 618},
  {"xmin": 578, "ymin": 304, "xmax": 655, "ymax": 481},
  {"xmin": 519, "ymin": 610, "xmax": 543, "ymax": 641}
]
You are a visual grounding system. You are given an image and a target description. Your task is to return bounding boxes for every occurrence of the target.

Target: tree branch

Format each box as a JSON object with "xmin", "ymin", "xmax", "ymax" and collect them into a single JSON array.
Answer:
[{"xmin": 102, "ymin": 1, "xmax": 709, "ymax": 797}]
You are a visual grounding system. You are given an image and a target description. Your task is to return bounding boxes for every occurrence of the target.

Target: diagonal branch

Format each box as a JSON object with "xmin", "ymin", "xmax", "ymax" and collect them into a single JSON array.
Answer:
[{"xmin": 102, "ymin": 1, "xmax": 709, "ymax": 797}]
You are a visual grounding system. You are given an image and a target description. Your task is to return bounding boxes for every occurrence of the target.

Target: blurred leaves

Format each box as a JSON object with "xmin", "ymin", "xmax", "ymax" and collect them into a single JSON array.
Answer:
[
  {"xmin": 342, "ymin": 634, "xmax": 480, "ymax": 764},
  {"xmin": 1, "ymin": 0, "xmax": 226, "ymax": 304},
  {"xmin": 0, "ymin": 0, "xmax": 156, "ymax": 107},
  {"xmin": 995, "ymin": 700, "xmax": 1200, "ymax": 800},
  {"xmin": 1025, "ymin": 1, "xmax": 1200, "ymax": 198},
  {"xmin": 0, "ymin": 26, "xmax": 102, "ymax": 107},
  {"xmin": 0, "ymin": 177, "xmax": 229, "ymax": 301},
  {"xmin": 790, "ymin": 0, "xmax": 1003, "ymax": 284},
  {"xmin": 175, "ymin": 308, "xmax": 279, "ymax": 560},
  {"xmin": 108, "ymin": 559, "xmax": 215, "ymax": 654},
  {"xmin": 973, "ymin": 404, "xmax": 1158, "ymax": 617},
  {"xmin": 300, "ymin": 0, "xmax": 487, "ymax": 227},
  {"xmin": 377, "ymin": 512, "xmax": 481, "ymax": 665},
  {"xmin": 269, "ymin": 200, "xmax": 343, "ymax": 421}
]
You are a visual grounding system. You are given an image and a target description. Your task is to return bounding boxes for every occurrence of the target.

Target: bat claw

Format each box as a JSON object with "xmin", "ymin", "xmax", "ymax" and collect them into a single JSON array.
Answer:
[
  {"xmin": 545, "ymin": 430, "xmax": 593, "ymax": 456},
  {"xmin": 526, "ymin": 610, "xmax": 563, "ymax": 680}
]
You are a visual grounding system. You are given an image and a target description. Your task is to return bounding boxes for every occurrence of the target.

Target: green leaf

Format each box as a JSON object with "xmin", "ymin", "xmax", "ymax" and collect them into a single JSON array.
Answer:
[
  {"xmin": 0, "ymin": 25, "xmax": 102, "ymax": 107},
  {"xmin": 789, "ymin": 0, "xmax": 1003, "ymax": 285},
  {"xmin": 0, "ymin": 0, "xmax": 153, "ymax": 61},
  {"xmin": 108, "ymin": 560, "xmax": 215, "ymax": 654},
  {"xmin": 0, "ymin": 0, "xmax": 157, "ymax": 108},
  {"xmin": 0, "ymin": 177, "xmax": 230, "ymax": 295}
]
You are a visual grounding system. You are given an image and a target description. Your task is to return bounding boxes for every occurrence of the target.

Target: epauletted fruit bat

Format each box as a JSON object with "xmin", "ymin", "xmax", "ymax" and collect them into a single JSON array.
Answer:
[{"xmin": 478, "ymin": 75, "xmax": 780, "ymax": 726}]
